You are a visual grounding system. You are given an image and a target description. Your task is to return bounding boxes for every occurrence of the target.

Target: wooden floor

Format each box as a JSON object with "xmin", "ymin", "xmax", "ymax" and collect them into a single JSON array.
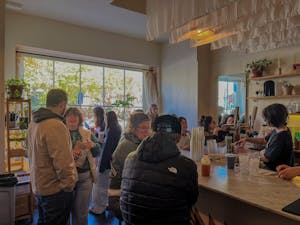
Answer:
[{"xmin": 15, "ymin": 210, "xmax": 122, "ymax": 225}]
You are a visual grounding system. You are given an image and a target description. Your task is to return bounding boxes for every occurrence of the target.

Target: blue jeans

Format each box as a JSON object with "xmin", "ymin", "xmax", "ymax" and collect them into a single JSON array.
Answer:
[
  {"xmin": 90, "ymin": 169, "xmax": 110, "ymax": 214},
  {"xmin": 72, "ymin": 171, "xmax": 93, "ymax": 225},
  {"xmin": 36, "ymin": 191, "xmax": 73, "ymax": 225}
]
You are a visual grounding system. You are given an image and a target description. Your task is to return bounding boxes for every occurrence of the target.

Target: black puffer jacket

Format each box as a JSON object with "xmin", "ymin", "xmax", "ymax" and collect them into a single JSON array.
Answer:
[{"xmin": 121, "ymin": 133, "xmax": 198, "ymax": 225}]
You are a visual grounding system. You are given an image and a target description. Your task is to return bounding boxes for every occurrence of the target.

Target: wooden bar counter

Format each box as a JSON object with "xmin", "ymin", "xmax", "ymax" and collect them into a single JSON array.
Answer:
[{"xmin": 194, "ymin": 160, "xmax": 300, "ymax": 225}]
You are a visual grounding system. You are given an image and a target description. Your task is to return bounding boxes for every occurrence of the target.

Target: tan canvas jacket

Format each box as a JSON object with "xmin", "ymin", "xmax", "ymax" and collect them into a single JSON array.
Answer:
[{"xmin": 28, "ymin": 115, "xmax": 78, "ymax": 196}]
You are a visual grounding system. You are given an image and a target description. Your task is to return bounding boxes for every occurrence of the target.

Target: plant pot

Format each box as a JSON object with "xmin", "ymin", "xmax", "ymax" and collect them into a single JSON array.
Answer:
[
  {"xmin": 8, "ymin": 85, "xmax": 23, "ymax": 99},
  {"xmin": 251, "ymin": 68, "xmax": 263, "ymax": 77}
]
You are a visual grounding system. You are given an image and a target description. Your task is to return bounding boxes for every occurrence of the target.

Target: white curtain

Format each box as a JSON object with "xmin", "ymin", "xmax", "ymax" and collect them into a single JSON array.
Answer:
[
  {"xmin": 16, "ymin": 53, "xmax": 24, "ymax": 78},
  {"xmin": 143, "ymin": 68, "xmax": 159, "ymax": 111}
]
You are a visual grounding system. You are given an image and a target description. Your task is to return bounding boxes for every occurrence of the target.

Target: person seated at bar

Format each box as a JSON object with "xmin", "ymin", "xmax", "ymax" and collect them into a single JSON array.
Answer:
[
  {"xmin": 177, "ymin": 116, "xmax": 191, "ymax": 150},
  {"xmin": 221, "ymin": 114, "xmax": 235, "ymax": 126},
  {"xmin": 212, "ymin": 114, "xmax": 234, "ymax": 142},
  {"xmin": 199, "ymin": 115, "xmax": 216, "ymax": 136},
  {"xmin": 276, "ymin": 165, "xmax": 300, "ymax": 180},
  {"xmin": 109, "ymin": 112, "xmax": 151, "ymax": 220},
  {"xmin": 236, "ymin": 103, "xmax": 294, "ymax": 171},
  {"xmin": 120, "ymin": 115, "xmax": 198, "ymax": 225},
  {"xmin": 200, "ymin": 115, "xmax": 231, "ymax": 143}
]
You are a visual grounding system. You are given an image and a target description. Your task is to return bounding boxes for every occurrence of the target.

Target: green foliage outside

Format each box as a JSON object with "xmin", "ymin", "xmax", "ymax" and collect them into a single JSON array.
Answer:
[{"xmin": 23, "ymin": 56, "xmax": 143, "ymax": 124}]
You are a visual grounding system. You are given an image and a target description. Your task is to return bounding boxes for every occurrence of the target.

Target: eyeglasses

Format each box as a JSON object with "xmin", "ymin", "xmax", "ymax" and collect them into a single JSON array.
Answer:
[{"xmin": 137, "ymin": 126, "xmax": 151, "ymax": 131}]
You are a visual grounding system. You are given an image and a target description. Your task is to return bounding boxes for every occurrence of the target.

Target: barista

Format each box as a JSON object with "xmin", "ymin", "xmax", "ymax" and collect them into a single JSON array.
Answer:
[{"xmin": 235, "ymin": 104, "xmax": 294, "ymax": 171}]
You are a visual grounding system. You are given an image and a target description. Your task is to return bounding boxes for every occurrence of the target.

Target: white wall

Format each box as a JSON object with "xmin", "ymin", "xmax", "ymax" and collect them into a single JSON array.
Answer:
[
  {"xmin": 161, "ymin": 41, "xmax": 198, "ymax": 128},
  {"xmin": 4, "ymin": 11, "xmax": 161, "ymax": 78}
]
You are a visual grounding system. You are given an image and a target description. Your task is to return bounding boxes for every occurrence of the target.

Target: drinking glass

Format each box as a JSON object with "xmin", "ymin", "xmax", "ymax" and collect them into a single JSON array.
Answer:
[
  {"xmin": 249, "ymin": 156, "xmax": 260, "ymax": 176},
  {"xmin": 239, "ymin": 154, "xmax": 249, "ymax": 174},
  {"xmin": 207, "ymin": 139, "xmax": 217, "ymax": 155}
]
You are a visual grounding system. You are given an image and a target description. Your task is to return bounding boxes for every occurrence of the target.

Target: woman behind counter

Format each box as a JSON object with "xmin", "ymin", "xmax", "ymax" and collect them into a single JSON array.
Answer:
[
  {"xmin": 236, "ymin": 103, "xmax": 294, "ymax": 171},
  {"xmin": 177, "ymin": 116, "xmax": 191, "ymax": 150},
  {"xmin": 65, "ymin": 107, "xmax": 101, "ymax": 225}
]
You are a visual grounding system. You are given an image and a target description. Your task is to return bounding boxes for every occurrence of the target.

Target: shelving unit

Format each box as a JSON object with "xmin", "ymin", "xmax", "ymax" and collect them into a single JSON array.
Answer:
[
  {"xmin": 248, "ymin": 71, "xmax": 300, "ymax": 81},
  {"xmin": 5, "ymin": 98, "xmax": 34, "ymax": 222},
  {"xmin": 248, "ymin": 94, "xmax": 300, "ymax": 100},
  {"xmin": 5, "ymin": 98, "xmax": 31, "ymax": 172},
  {"xmin": 248, "ymin": 71, "xmax": 300, "ymax": 101}
]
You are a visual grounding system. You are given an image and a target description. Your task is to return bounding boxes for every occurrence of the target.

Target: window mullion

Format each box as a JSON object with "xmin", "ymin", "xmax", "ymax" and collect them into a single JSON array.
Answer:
[
  {"xmin": 123, "ymin": 69, "xmax": 126, "ymax": 128},
  {"xmin": 52, "ymin": 60, "xmax": 55, "ymax": 88},
  {"xmin": 103, "ymin": 67, "xmax": 105, "ymax": 106}
]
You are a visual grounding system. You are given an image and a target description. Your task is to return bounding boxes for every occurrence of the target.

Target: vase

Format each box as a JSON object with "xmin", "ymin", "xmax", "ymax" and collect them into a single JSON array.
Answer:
[{"xmin": 282, "ymin": 85, "xmax": 294, "ymax": 95}]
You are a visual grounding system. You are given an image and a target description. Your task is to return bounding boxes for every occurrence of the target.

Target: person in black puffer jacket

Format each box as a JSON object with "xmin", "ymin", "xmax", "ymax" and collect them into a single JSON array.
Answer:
[{"xmin": 121, "ymin": 115, "xmax": 199, "ymax": 225}]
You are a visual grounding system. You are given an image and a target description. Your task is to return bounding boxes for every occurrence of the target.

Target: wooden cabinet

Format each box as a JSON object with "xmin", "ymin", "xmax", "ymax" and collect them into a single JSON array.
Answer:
[
  {"xmin": 5, "ymin": 98, "xmax": 34, "ymax": 221},
  {"xmin": 15, "ymin": 181, "xmax": 34, "ymax": 221}
]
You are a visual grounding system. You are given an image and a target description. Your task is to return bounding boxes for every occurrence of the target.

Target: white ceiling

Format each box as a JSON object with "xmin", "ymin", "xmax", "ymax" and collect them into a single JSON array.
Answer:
[{"xmin": 6, "ymin": 0, "xmax": 148, "ymax": 39}]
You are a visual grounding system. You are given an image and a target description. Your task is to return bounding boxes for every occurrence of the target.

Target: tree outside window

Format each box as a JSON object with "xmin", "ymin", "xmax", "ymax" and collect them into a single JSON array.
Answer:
[{"xmin": 22, "ymin": 55, "xmax": 144, "ymax": 127}]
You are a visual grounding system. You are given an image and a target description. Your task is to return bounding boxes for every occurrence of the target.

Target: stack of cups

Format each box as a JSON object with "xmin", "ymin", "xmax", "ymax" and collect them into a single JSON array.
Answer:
[
  {"xmin": 239, "ymin": 154, "xmax": 249, "ymax": 174},
  {"xmin": 207, "ymin": 139, "xmax": 218, "ymax": 155}
]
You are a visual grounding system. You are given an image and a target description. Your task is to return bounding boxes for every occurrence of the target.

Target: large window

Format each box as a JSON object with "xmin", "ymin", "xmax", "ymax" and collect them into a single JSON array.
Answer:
[
  {"xmin": 20, "ymin": 53, "xmax": 144, "ymax": 127},
  {"xmin": 218, "ymin": 74, "xmax": 246, "ymax": 121}
]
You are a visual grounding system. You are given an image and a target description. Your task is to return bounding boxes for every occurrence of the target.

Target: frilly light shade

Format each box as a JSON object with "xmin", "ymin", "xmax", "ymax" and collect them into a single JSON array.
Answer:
[{"xmin": 146, "ymin": 0, "xmax": 300, "ymax": 53}]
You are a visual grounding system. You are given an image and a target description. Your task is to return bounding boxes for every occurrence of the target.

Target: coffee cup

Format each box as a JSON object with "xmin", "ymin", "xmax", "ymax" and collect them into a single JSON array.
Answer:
[{"xmin": 225, "ymin": 153, "xmax": 237, "ymax": 169}]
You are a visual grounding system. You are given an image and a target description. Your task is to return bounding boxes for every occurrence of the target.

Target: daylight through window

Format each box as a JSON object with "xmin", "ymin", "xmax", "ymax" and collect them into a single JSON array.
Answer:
[{"xmin": 18, "ymin": 53, "xmax": 144, "ymax": 127}]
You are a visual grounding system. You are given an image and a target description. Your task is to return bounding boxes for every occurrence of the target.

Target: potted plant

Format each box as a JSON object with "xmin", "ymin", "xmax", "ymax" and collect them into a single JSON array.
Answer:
[
  {"xmin": 245, "ymin": 59, "xmax": 272, "ymax": 77},
  {"xmin": 111, "ymin": 95, "xmax": 136, "ymax": 108},
  {"xmin": 5, "ymin": 78, "xmax": 29, "ymax": 99}
]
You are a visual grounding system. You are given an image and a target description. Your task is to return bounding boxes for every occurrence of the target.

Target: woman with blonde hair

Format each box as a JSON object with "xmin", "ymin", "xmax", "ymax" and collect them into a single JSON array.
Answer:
[{"xmin": 108, "ymin": 112, "xmax": 151, "ymax": 219}]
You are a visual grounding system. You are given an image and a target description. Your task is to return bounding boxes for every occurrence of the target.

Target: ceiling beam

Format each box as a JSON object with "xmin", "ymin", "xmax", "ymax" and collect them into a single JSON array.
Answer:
[{"xmin": 110, "ymin": 0, "xmax": 146, "ymax": 14}]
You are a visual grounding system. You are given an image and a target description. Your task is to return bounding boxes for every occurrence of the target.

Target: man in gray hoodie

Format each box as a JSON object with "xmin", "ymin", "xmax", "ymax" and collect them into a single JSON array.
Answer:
[{"xmin": 27, "ymin": 89, "xmax": 77, "ymax": 225}]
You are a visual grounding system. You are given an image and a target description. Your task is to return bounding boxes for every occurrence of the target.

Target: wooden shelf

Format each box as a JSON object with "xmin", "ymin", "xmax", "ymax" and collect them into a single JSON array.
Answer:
[
  {"xmin": 8, "ymin": 137, "xmax": 26, "ymax": 141},
  {"xmin": 5, "ymin": 98, "xmax": 31, "ymax": 103},
  {"xmin": 248, "ymin": 94, "xmax": 300, "ymax": 100},
  {"xmin": 5, "ymin": 98, "xmax": 33, "ymax": 222},
  {"xmin": 9, "ymin": 148, "xmax": 27, "ymax": 157},
  {"xmin": 248, "ymin": 71, "xmax": 300, "ymax": 81}
]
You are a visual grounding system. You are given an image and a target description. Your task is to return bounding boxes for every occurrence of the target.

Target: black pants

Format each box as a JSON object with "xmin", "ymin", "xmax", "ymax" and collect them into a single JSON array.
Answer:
[
  {"xmin": 108, "ymin": 196, "xmax": 123, "ymax": 220},
  {"xmin": 36, "ymin": 191, "xmax": 73, "ymax": 225}
]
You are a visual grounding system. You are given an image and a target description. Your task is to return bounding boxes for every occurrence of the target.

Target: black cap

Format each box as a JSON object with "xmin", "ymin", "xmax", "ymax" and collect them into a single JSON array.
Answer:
[{"xmin": 153, "ymin": 115, "xmax": 181, "ymax": 134}]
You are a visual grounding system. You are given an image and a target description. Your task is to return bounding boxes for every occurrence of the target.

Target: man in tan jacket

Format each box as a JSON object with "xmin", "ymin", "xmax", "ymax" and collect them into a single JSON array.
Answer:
[{"xmin": 27, "ymin": 89, "xmax": 77, "ymax": 225}]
